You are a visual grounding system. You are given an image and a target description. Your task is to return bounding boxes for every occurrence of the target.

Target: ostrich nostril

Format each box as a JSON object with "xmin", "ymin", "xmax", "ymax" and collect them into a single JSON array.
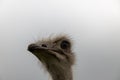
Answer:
[{"xmin": 41, "ymin": 44, "xmax": 47, "ymax": 47}]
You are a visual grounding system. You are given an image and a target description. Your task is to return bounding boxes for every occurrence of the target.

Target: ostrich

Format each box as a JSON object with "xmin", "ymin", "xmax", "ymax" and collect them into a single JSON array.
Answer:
[{"xmin": 28, "ymin": 35, "xmax": 75, "ymax": 80}]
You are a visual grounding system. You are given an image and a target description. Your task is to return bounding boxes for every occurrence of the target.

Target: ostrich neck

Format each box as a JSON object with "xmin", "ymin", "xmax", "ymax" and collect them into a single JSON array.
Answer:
[{"xmin": 46, "ymin": 63, "xmax": 73, "ymax": 80}]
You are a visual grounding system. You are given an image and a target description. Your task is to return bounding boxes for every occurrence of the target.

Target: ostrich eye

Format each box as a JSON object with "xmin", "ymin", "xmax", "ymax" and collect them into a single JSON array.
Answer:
[{"xmin": 60, "ymin": 40, "xmax": 70, "ymax": 49}]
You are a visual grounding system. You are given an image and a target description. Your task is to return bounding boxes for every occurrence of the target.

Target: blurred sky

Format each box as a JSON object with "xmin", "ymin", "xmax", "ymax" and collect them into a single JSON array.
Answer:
[{"xmin": 0, "ymin": 0, "xmax": 120, "ymax": 80}]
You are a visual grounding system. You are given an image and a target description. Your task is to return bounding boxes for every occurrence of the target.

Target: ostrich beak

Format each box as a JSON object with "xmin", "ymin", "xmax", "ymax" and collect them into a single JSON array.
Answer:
[
  {"xmin": 28, "ymin": 44, "xmax": 48, "ymax": 53},
  {"xmin": 28, "ymin": 43, "xmax": 65, "ymax": 61}
]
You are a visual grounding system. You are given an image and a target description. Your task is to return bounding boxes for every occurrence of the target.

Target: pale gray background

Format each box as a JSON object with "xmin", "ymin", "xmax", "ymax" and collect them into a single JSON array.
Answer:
[{"xmin": 0, "ymin": 0, "xmax": 120, "ymax": 80}]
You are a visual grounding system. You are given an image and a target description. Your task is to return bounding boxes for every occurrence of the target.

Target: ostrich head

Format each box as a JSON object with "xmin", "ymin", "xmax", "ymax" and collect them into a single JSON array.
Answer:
[{"xmin": 28, "ymin": 35, "xmax": 75, "ymax": 80}]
